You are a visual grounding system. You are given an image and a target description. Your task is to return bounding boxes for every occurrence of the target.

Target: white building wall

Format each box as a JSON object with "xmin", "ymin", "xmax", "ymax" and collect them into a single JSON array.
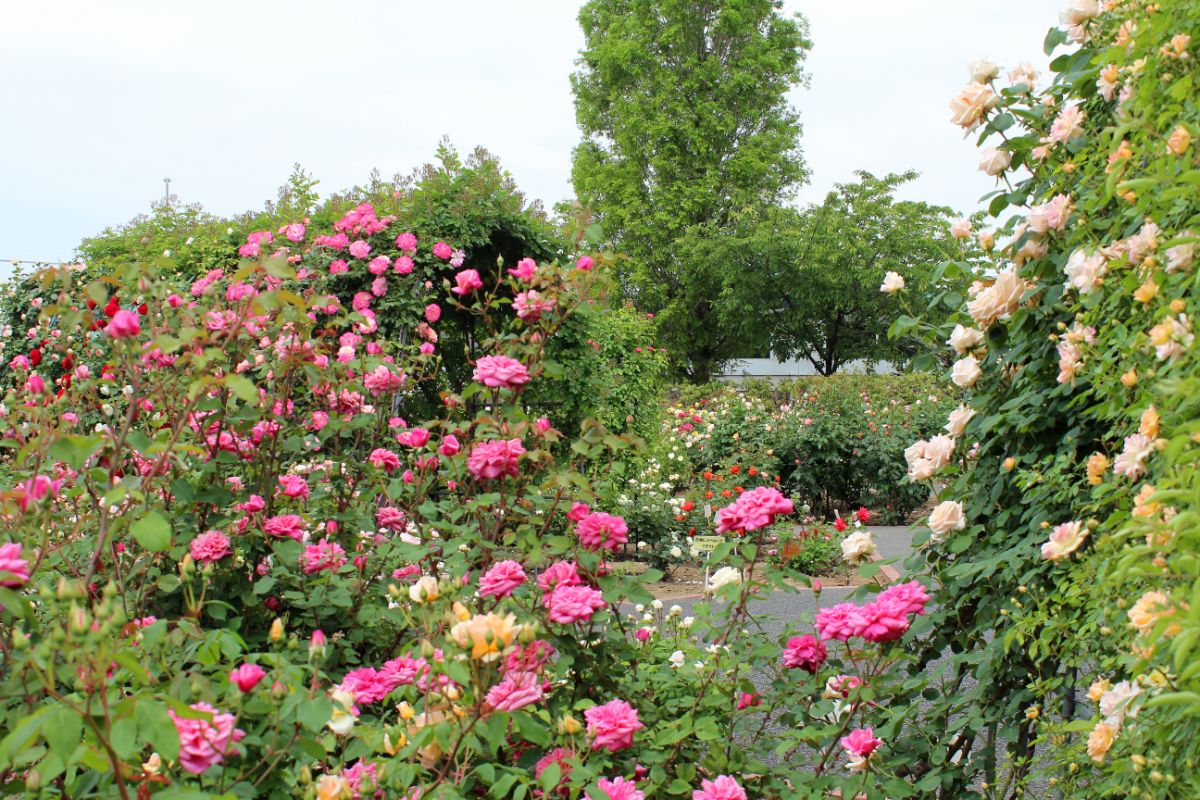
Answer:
[{"xmin": 716, "ymin": 356, "xmax": 894, "ymax": 383}]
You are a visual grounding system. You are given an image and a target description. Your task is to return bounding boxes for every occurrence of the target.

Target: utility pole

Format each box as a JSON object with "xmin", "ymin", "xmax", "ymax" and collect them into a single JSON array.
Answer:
[{"xmin": 163, "ymin": 178, "xmax": 171, "ymax": 206}]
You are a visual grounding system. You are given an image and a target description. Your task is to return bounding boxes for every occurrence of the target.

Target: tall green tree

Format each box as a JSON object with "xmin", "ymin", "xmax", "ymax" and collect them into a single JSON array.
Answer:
[
  {"xmin": 571, "ymin": 0, "xmax": 810, "ymax": 381},
  {"xmin": 702, "ymin": 171, "xmax": 973, "ymax": 375}
]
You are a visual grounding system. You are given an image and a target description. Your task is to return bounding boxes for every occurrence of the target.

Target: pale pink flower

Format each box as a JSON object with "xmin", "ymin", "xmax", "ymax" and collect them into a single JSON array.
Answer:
[
  {"xmin": 1114, "ymin": 433, "xmax": 1155, "ymax": 478},
  {"xmin": 585, "ymin": 699, "xmax": 642, "ymax": 752},
  {"xmin": 342, "ymin": 760, "xmax": 379, "ymax": 799},
  {"xmin": 514, "ymin": 290, "xmax": 556, "ymax": 321},
  {"xmin": 1048, "ymin": 104, "xmax": 1085, "ymax": 143},
  {"xmin": 169, "ymin": 702, "xmax": 245, "ymax": 774},
  {"xmin": 348, "ymin": 240, "xmax": 371, "ymax": 259}
]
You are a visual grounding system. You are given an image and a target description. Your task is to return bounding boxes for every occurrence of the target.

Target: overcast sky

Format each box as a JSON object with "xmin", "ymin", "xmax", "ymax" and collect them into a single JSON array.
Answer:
[{"xmin": 0, "ymin": 0, "xmax": 1056, "ymax": 272}]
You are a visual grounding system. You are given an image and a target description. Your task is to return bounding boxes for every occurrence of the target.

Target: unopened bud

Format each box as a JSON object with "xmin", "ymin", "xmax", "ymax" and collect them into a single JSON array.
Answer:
[{"xmin": 269, "ymin": 617, "xmax": 284, "ymax": 642}]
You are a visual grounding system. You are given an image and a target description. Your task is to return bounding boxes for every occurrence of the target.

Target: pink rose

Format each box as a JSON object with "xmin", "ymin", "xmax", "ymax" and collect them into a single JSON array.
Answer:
[
  {"xmin": 189, "ymin": 530, "xmax": 231, "ymax": 566},
  {"xmin": 369, "ymin": 448, "xmax": 401, "ymax": 472},
  {"xmin": 425, "ymin": 303, "xmax": 441, "ymax": 323},
  {"xmin": 782, "ymin": 634, "xmax": 826, "ymax": 672},
  {"xmin": 584, "ymin": 699, "xmax": 642, "ymax": 752},
  {"xmin": 432, "ymin": 241, "xmax": 453, "ymax": 260},
  {"xmin": 169, "ymin": 702, "xmax": 245, "ymax": 774},
  {"xmin": 548, "ymin": 584, "xmax": 606, "ymax": 624},
  {"xmin": 576, "ymin": 255, "xmax": 595, "ymax": 271},
  {"xmin": 507, "ymin": 257, "xmax": 538, "ymax": 282},
  {"xmin": 692, "ymin": 775, "xmax": 746, "ymax": 800},
  {"xmin": 348, "ymin": 240, "xmax": 371, "ymax": 260},
  {"xmin": 467, "ymin": 438, "xmax": 525, "ymax": 481},
  {"xmin": 537, "ymin": 560, "xmax": 581, "ymax": 599},
  {"xmin": 451, "ymin": 269, "xmax": 484, "ymax": 296},
  {"xmin": 586, "ymin": 777, "xmax": 644, "ymax": 800},
  {"xmin": 840, "ymin": 727, "xmax": 883, "ymax": 757},
  {"xmin": 814, "ymin": 603, "xmax": 868, "ymax": 641},
  {"xmin": 0, "ymin": 542, "xmax": 31, "ymax": 587},
  {"xmin": 485, "ymin": 671, "xmax": 543, "ymax": 711},
  {"xmin": 473, "ymin": 355, "xmax": 530, "ymax": 389},
  {"xmin": 714, "ymin": 487, "xmax": 793, "ymax": 534},
  {"xmin": 395, "ymin": 232, "xmax": 418, "ymax": 253},
  {"xmin": 302, "ymin": 538, "xmax": 347, "ymax": 574},
  {"xmin": 229, "ymin": 663, "xmax": 267, "ymax": 692},
  {"xmin": 576, "ymin": 512, "xmax": 629, "ymax": 552},
  {"xmin": 439, "ymin": 435, "xmax": 461, "ymax": 456},
  {"xmin": 104, "ymin": 309, "xmax": 141, "ymax": 339},
  {"xmin": 567, "ymin": 502, "xmax": 591, "ymax": 522},
  {"xmin": 263, "ymin": 515, "xmax": 305, "ymax": 540},
  {"xmin": 479, "ymin": 560, "xmax": 527, "ymax": 598}
]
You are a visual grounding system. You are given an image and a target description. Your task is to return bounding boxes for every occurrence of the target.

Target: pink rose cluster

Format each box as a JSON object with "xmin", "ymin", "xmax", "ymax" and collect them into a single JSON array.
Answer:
[
  {"xmin": 537, "ymin": 560, "xmax": 607, "ymax": 624},
  {"xmin": 714, "ymin": 487, "xmax": 794, "ymax": 534},
  {"xmin": 337, "ymin": 652, "xmax": 435, "ymax": 704},
  {"xmin": 584, "ymin": 699, "xmax": 643, "ymax": 752},
  {"xmin": 585, "ymin": 777, "xmax": 644, "ymax": 800},
  {"xmin": 692, "ymin": 776, "xmax": 747, "ymax": 800},
  {"xmin": 575, "ymin": 511, "xmax": 629, "ymax": 552},
  {"xmin": 467, "ymin": 438, "xmax": 525, "ymax": 481},
  {"xmin": 473, "ymin": 355, "xmax": 530, "ymax": 389},
  {"xmin": 814, "ymin": 580, "xmax": 930, "ymax": 643},
  {"xmin": 169, "ymin": 702, "xmax": 246, "ymax": 774}
]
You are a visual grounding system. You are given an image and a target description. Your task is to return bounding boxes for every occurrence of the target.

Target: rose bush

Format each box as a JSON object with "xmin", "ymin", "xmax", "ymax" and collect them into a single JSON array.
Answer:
[
  {"xmin": 883, "ymin": 1, "xmax": 1200, "ymax": 797},
  {"xmin": 0, "ymin": 202, "xmax": 935, "ymax": 799}
]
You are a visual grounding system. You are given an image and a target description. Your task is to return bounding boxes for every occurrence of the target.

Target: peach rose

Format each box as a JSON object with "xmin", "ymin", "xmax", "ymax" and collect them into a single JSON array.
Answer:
[
  {"xmin": 928, "ymin": 501, "xmax": 966, "ymax": 542},
  {"xmin": 967, "ymin": 59, "xmax": 999, "ymax": 83},
  {"xmin": 880, "ymin": 271, "xmax": 905, "ymax": 294},
  {"xmin": 1167, "ymin": 124, "xmax": 1191, "ymax": 156},
  {"xmin": 1064, "ymin": 249, "xmax": 1107, "ymax": 294},
  {"xmin": 947, "ymin": 324, "xmax": 984, "ymax": 354},
  {"xmin": 978, "ymin": 147, "xmax": 1012, "ymax": 176},
  {"xmin": 951, "ymin": 356, "xmax": 982, "ymax": 388},
  {"xmin": 1086, "ymin": 722, "xmax": 1116, "ymax": 763},
  {"xmin": 967, "ymin": 270, "xmax": 1025, "ymax": 328},
  {"xmin": 1060, "ymin": 0, "xmax": 1100, "ymax": 27},
  {"xmin": 945, "ymin": 405, "xmax": 976, "ymax": 437},
  {"xmin": 1041, "ymin": 520, "xmax": 1088, "ymax": 560},
  {"xmin": 840, "ymin": 531, "xmax": 877, "ymax": 565},
  {"xmin": 950, "ymin": 219, "xmax": 973, "ymax": 239},
  {"xmin": 923, "ymin": 435, "xmax": 956, "ymax": 470},
  {"xmin": 949, "ymin": 82, "xmax": 996, "ymax": 130}
]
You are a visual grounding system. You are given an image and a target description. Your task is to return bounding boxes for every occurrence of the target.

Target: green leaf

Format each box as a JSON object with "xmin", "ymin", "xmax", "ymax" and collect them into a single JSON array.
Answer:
[
  {"xmin": 224, "ymin": 375, "xmax": 258, "ymax": 404},
  {"xmin": 130, "ymin": 510, "xmax": 172, "ymax": 552}
]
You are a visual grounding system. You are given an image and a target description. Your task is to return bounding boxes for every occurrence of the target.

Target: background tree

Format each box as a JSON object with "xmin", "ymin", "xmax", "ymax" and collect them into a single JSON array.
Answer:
[
  {"xmin": 703, "ymin": 171, "xmax": 972, "ymax": 375},
  {"xmin": 571, "ymin": 0, "xmax": 810, "ymax": 381}
]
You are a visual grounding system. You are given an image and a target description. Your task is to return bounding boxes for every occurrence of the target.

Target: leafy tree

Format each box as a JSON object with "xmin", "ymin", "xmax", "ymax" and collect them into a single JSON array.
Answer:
[
  {"xmin": 703, "ymin": 171, "xmax": 972, "ymax": 375},
  {"xmin": 570, "ymin": 0, "xmax": 810, "ymax": 381}
]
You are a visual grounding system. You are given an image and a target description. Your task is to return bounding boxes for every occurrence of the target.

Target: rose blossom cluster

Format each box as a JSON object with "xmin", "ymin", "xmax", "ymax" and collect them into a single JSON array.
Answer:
[
  {"xmin": 814, "ymin": 580, "xmax": 930, "ymax": 643},
  {"xmin": 713, "ymin": 486, "xmax": 794, "ymax": 534}
]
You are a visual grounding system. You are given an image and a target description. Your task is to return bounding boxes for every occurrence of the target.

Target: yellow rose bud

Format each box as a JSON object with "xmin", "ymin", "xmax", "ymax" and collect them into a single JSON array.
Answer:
[
  {"xmin": 269, "ymin": 617, "xmax": 285, "ymax": 642},
  {"xmin": 1134, "ymin": 279, "xmax": 1159, "ymax": 304},
  {"xmin": 1170, "ymin": 299, "xmax": 1186, "ymax": 313},
  {"xmin": 558, "ymin": 715, "xmax": 583, "ymax": 735},
  {"xmin": 1026, "ymin": 705, "xmax": 1040, "ymax": 720},
  {"xmin": 1121, "ymin": 369, "xmax": 1138, "ymax": 387},
  {"xmin": 1003, "ymin": 457, "xmax": 1016, "ymax": 471}
]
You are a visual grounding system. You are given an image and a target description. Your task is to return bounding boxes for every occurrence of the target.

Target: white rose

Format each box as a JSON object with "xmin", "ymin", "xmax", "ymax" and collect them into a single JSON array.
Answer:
[
  {"xmin": 928, "ymin": 501, "xmax": 967, "ymax": 541},
  {"xmin": 880, "ymin": 271, "xmax": 905, "ymax": 294},
  {"xmin": 924, "ymin": 434, "xmax": 957, "ymax": 470},
  {"xmin": 951, "ymin": 219, "xmax": 974, "ymax": 239},
  {"xmin": 968, "ymin": 59, "xmax": 1000, "ymax": 83},
  {"xmin": 1060, "ymin": 0, "xmax": 1100, "ymax": 27},
  {"xmin": 978, "ymin": 147, "xmax": 1012, "ymax": 176},
  {"xmin": 951, "ymin": 356, "xmax": 983, "ymax": 388},
  {"xmin": 670, "ymin": 546, "xmax": 683, "ymax": 559},
  {"xmin": 841, "ymin": 531, "xmax": 877, "ymax": 565},
  {"xmin": 707, "ymin": 566, "xmax": 742, "ymax": 593},
  {"xmin": 669, "ymin": 650, "xmax": 686, "ymax": 667},
  {"xmin": 945, "ymin": 405, "xmax": 976, "ymax": 437},
  {"xmin": 651, "ymin": 598, "xmax": 664, "ymax": 610},
  {"xmin": 947, "ymin": 324, "xmax": 984, "ymax": 354}
]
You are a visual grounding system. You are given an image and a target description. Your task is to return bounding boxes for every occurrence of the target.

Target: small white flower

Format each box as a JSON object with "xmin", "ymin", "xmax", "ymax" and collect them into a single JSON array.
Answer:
[
  {"xmin": 669, "ymin": 650, "xmax": 685, "ymax": 667},
  {"xmin": 651, "ymin": 599, "xmax": 664, "ymax": 610}
]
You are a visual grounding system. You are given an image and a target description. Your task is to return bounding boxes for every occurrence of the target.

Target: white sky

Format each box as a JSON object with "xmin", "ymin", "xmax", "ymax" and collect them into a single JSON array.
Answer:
[{"xmin": 0, "ymin": 0, "xmax": 1056, "ymax": 271}]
